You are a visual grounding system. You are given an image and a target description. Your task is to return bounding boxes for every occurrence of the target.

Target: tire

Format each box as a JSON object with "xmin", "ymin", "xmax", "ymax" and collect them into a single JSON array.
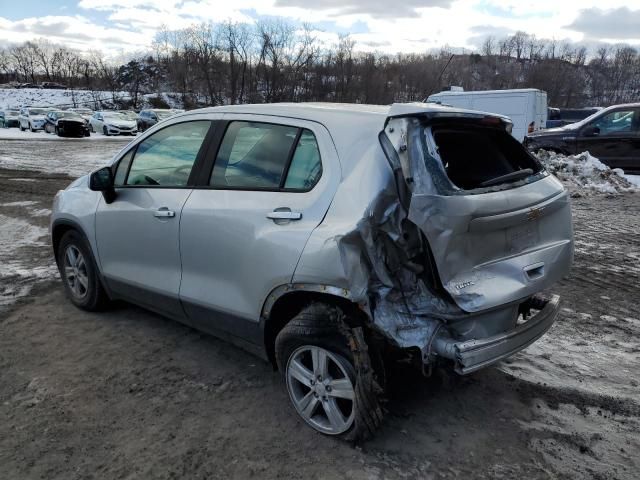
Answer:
[
  {"xmin": 20, "ymin": 124, "xmax": 25, "ymax": 131},
  {"xmin": 89, "ymin": 124, "xmax": 94, "ymax": 133},
  {"xmin": 30, "ymin": 123, "xmax": 36, "ymax": 132},
  {"xmin": 275, "ymin": 303, "xmax": 384, "ymax": 441},
  {"xmin": 103, "ymin": 126, "xmax": 109, "ymax": 136},
  {"xmin": 55, "ymin": 126, "xmax": 62, "ymax": 137},
  {"xmin": 56, "ymin": 230, "xmax": 109, "ymax": 311}
]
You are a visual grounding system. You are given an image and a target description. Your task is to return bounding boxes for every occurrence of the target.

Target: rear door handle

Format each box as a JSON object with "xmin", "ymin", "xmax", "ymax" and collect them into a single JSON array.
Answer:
[
  {"xmin": 266, "ymin": 209, "xmax": 302, "ymax": 220},
  {"xmin": 153, "ymin": 208, "xmax": 175, "ymax": 218}
]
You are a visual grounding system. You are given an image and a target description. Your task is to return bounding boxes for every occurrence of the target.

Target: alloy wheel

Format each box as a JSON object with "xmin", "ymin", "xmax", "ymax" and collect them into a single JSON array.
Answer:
[
  {"xmin": 285, "ymin": 345, "xmax": 355, "ymax": 435},
  {"xmin": 63, "ymin": 245, "xmax": 89, "ymax": 299}
]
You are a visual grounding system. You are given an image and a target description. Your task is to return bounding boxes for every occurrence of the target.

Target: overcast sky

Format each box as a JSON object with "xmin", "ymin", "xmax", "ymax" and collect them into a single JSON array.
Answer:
[{"xmin": 1, "ymin": 0, "xmax": 639, "ymax": 56}]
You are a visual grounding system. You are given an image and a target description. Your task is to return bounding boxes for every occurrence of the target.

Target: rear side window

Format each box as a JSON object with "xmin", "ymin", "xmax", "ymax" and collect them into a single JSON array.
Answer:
[
  {"xmin": 284, "ymin": 129, "xmax": 322, "ymax": 190},
  {"xmin": 125, "ymin": 121, "xmax": 210, "ymax": 187},
  {"xmin": 210, "ymin": 121, "xmax": 322, "ymax": 191}
]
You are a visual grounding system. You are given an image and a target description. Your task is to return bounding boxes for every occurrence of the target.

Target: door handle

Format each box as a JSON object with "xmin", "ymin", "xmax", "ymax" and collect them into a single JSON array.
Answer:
[
  {"xmin": 153, "ymin": 208, "xmax": 175, "ymax": 218},
  {"xmin": 266, "ymin": 209, "xmax": 302, "ymax": 220}
]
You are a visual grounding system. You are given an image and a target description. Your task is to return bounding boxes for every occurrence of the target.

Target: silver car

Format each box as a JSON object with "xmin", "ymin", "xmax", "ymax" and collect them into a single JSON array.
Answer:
[{"xmin": 51, "ymin": 103, "xmax": 573, "ymax": 440}]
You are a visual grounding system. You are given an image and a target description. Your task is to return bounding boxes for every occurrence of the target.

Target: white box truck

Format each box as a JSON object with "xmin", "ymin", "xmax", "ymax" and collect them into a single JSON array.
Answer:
[{"xmin": 426, "ymin": 88, "xmax": 547, "ymax": 142}]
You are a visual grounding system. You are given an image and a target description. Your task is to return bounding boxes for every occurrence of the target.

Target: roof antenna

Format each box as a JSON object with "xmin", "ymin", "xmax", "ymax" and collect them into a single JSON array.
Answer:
[{"xmin": 423, "ymin": 54, "xmax": 455, "ymax": 102}]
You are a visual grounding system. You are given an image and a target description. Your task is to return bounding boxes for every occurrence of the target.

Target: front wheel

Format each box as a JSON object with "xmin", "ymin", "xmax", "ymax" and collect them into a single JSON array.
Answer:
[
  {"xmin": 56, "ymin": 230, "xmax": 109, "ymax": 311},
  {"xmin": 275, "ymin": 304, "xmax": 384, "ymax": 441},
  {"xmin": 103, "ymin": 126, "xmax": 109, "ymax": 136}
]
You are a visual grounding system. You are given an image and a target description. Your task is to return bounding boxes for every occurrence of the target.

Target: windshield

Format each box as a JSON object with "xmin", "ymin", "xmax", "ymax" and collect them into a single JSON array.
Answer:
[
  {"xmin": 57, "ymin": 112, "xmax": 79, "ymax": 118},
  {"xmin": 28, "ymin": 109, "xmax": 48, "ymax": 115},
  {"xmin": 7, "ymin": 110, "xmax": 18, "ymax": 115},
  {"xmin": 104, "ymin": 112, "xmax": 128, "ymax": 120},
  {"xmin": 119, "ymin": 111, "xmax": 137, "ymax": 119},
  {"xmin": 562, "ymin": 109, "xmax": 611, "ymax": 130}
]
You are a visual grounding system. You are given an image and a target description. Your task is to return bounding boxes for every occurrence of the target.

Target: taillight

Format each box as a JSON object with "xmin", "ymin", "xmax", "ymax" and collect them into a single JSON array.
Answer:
[{"xmin": 528, "ymin": 121, "xmax": 535, "ymax": 134}]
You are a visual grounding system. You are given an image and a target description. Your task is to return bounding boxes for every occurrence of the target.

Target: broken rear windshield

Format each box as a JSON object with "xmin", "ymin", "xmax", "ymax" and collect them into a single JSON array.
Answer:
[{"xmin": 428, "ymin": 123, "xmax": 542, "ymax": 191}]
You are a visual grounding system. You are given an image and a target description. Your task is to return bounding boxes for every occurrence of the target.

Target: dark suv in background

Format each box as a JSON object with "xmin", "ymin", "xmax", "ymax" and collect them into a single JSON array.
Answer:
[
  {"xmin": 136, "ymin": 109, "xmax": 183, "ymax": 132},
  {"xmin": 525, "ymin": 103, "xmax": 640, "ymax": 173}
]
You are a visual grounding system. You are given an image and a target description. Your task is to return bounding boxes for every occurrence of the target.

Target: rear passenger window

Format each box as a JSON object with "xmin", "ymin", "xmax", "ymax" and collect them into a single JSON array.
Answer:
[
  {"xmin": 284, "ymin": 130, "xmax": 322, "ymax": 190},
  {"xmin": 125, "ymin": 121, "xmax": 210, "ymax": 187},
  {"xmin": 210, "ymin": 121, "xmax": 322, "ymax": 191}
]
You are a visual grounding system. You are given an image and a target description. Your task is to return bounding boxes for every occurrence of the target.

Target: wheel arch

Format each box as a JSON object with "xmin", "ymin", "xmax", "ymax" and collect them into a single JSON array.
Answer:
[
  {"xmin": 51, "ymin": 219, "xmax": 93, "ymax": 263},
  {"xmin": 261, "ymin": 284, "xmax": 371, "ymax": 369}
]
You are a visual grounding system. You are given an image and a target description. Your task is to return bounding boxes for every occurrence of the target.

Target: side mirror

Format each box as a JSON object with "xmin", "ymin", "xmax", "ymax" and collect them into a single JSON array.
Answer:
[
  {"xmin": 582, "ymin": 125, "xmax": 600, "ymax": 137},
  {"xmin": 89, "ymin": 167, "xmax": 116, "ymax": 203}
]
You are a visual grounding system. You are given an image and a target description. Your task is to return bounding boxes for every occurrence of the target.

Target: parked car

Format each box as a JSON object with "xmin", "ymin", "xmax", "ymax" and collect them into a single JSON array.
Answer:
[
  {"xmin": 89, "ymin": 111, "xmax": 137, "ymax": 136},
  {"xmin": 524, "ymin": 103, "xmax": 640, "ymax": 173},
  {"xmin": 68, "ymin": 108, "xmax": 94, "ymax": 122},
  {"xmin": 136, "ymin": 109, "xmax": 181, "ymax": 131},
  {"xmin": 0, "ymin": 109, "xmax": 20, "ymax": 128},
  {"xmin": 51, "ymin": 103, "xmax": 573, "ymax": 439},
  {"xmin": 546, "ymin": 107, "xmax": 602, "ymax": 128},
  {"xmin": 427, "ymin": 88, "xmax": 547, "ymax": 141},
  {"xmin": 41, "ymin": 82, "xmax": 67, "ymax": 89},
  {"xmin": 19, "ymin": 107, "xmax": 51, "ymax": 131},
  {"xmin": 44, "ymin": 111, "xmax": 90, "ymax": 137}
]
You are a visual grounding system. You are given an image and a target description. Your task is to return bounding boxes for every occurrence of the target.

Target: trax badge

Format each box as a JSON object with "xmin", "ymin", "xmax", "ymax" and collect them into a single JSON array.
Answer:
[{"xmin": 454, "ymin": 281, "xmax": 474, "ymax": 290}]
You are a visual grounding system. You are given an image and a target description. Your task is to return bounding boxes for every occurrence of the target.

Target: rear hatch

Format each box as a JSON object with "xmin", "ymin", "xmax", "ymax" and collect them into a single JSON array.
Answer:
[{"xmin": 382, "ymin": 104, "xmax": 573, "ymax": 313}]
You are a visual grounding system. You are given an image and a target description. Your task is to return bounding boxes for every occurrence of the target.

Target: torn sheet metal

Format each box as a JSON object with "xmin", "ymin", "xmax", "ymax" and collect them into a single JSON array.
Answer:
[{"xmin": 332, "ymin": 113, "xmax": 572, "ymax": 353}]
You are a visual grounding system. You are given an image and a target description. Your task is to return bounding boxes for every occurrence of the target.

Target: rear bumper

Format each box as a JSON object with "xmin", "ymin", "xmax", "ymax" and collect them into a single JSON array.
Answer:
[{"xmin": 432, "ymin": 295, "xmax": 560, "ymax": 374}]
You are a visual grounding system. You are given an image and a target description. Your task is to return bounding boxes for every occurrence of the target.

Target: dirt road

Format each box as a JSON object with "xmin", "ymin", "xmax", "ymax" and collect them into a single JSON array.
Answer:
[{"xmin": 0, "ymin": 139, "xmax": 638, "ymax": 479}]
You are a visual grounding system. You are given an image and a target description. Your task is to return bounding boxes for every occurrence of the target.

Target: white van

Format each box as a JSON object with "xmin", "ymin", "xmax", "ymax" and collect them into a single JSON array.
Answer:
[{"xmin": 426, "ymin": 88, "xmax": 547, "ymax": 142}]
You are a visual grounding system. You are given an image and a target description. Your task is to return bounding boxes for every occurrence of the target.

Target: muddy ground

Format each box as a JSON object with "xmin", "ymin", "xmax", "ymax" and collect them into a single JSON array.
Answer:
[{"xmin": 0, "ymin": 138, "xmax": 638, "ymax": 479}]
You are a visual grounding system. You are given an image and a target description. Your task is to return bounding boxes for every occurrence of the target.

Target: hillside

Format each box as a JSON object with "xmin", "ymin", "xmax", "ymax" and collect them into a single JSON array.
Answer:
[{"xmin": 0, "ymin": 88, "xmax": 185, "ymax": 111}]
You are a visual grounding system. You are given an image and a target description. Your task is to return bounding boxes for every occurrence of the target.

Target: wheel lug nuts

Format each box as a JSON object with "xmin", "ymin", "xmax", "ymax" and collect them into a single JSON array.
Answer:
[
  {"xmin": 326, "ymin": 386, "xmax": 332, "ymax": 392},
  {"xmin": 317, "ymin": 375, "xmax": 322, "ymax": 381},
  {"xmin": 310, "ymin": 380, "xmax": 315, "ymax": 386}
]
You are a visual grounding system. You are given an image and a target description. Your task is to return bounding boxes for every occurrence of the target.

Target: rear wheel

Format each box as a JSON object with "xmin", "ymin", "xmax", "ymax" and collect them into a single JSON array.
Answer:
[
  {"xmin": 275, "ymin": 304, "xmax": 384, "ymax": 441},
  {"xmin": 103, "ymin": 125, "xmax": 109, "ymax": 136},
  {"xmin": 56, "ymin": 230, "xmax": 109, "ymax": 311}
]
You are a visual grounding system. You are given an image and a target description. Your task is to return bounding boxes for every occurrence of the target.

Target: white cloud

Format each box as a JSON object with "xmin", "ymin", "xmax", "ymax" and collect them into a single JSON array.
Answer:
[{"xmin": 1, "ymin": 0, "xmax": 639, "ymax": 57}]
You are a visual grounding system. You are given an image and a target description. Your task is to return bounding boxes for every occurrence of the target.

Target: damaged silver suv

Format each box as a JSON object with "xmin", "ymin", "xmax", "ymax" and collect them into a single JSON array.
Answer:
[{"xmin": 51, "ymin": 103, "xmax": 573, "ymax": 440}]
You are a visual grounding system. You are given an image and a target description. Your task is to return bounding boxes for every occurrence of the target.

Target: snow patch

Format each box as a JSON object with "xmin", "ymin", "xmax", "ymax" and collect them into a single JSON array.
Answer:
[
  {"xmin": 0, "ymin": 201, "xmax": 37, "ymax": 207},
  {"xmin": 534, "ymin": 150, "xmax": 638, "ymax": 196},
  {"xmin": 0, "ymin": 214, "xmax": 57, "ymax": 308}
]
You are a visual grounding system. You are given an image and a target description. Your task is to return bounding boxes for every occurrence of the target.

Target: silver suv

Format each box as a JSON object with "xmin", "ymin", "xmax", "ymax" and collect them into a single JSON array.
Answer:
[{"xmin": 51, "ymin": 103, "xmax": 573, "ymax": 440}]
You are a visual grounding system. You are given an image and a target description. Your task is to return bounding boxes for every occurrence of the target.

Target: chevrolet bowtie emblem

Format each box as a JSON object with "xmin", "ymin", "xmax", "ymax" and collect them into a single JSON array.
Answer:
[{"xmin": 527, "ymin": 207, "xmax": 545, "ymax": 221}]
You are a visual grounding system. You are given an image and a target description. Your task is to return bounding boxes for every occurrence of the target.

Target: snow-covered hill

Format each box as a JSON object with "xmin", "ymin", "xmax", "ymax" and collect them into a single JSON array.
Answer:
[{"xmin": 0, "ymin": 88, "xmax": 185, "ymax": 110}]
